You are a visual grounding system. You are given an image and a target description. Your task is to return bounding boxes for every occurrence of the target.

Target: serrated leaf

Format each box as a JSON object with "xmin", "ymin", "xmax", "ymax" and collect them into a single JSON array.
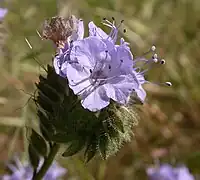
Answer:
[
  {"xmin": 28, "ymin": 143, "xmax": 40, "ymax": 171},
  {"xmin": 30, "ymin": 129, "xmax": 48, "ymax": 157},
  {"xmin": 62, "ymin": 140, "xmax": 85, "ymax": 157}
]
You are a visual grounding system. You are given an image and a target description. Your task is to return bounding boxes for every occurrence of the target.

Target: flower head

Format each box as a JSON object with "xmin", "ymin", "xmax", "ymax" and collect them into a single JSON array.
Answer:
[
  {"xmin": 1, "ymin": 156, "xmax": 67, "ymax": 180},
  {"xmin": 53, "ymin": 17, "xmax": 172, "ymax": 111},
  {"xmin": 147, "ymin": 164, "xmax": 194, "ymax": 180},
  {"xmin": 66, "ymin": 36, "xmax": 137, "ymax": 111}
]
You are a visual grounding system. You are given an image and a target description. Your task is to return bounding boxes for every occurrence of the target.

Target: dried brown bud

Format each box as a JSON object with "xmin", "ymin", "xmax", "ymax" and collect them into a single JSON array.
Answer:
[{"xmin": 42, "ymin": 15, "xmax": 79, "ymax": 48}]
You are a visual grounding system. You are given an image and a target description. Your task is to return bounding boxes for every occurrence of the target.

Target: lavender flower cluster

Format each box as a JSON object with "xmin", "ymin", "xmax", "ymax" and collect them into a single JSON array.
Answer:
[
  {"xmin": 53, "ymin": 17, "xmax": 171, "ymax": 112},
  {"xmin": 147, "ymin": 164, "xmax": 195, "ymax": 180},
  {"xmin": 1, "ymin": 157, "xmax": 67, "ymax": 180}
]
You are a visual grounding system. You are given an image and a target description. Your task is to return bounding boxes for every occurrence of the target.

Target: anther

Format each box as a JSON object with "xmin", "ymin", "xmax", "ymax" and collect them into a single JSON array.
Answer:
[
  {"xmin": 112, "ymin": 17, "xmax": 115, "ymax": 21},
  {"xmin": 121, "ymin": 20, "xmax": 124, "ymax": 23},
  {"xmin": 103, "ymin": 17, "xmax": 106, "ymax": 20},
  {"xmin": 89, "ymin": 69, "xmax": 92, "ymax": 73},
  {"xmin": 123, "ymin": 29, "xmax": 126, "ymax": 33},
  {"xmin": 153, "ymin": 53, "xmax": 158, "ymax": 59},
  {"xmin": 108, "ymin": 65, "xmax": 111, "ymax": 69},
  {"xmin": 160, "ymin": 59, "xmax": 165, "ymax": 64},
  {"xmin": 105, "ymin": 50, "xmax": 108, "ymax": 53},
  {"xmin": 153, "ymin": 58, "xmax": 158, "ymax": 63},
  {"xmin": 151, "ymin": 45, "xmax": 156, "ymax": 52},
  {"xmin": 165, "ymin": 82, "xmax": 172, "ymax": 86}
]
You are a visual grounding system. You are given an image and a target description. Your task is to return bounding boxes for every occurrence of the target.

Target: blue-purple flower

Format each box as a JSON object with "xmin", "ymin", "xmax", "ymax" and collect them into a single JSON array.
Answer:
[
  {"xmin": 1, "ymin": 157, "xmax": 67, "ymax": 180},
  {"xmin": 0, "ymin": 8, "xmax": 7, "ymax": 20},
  {"xmin": 53, "ymin": 17, "xmax": 171, "ymax": 111},
  {"xmin": 147, "ymin": 164, "xmax": 194, "ymax": 180},
  {"xmin": 66, "ymin": 36, "xmax": 137, "ymax": 111}
]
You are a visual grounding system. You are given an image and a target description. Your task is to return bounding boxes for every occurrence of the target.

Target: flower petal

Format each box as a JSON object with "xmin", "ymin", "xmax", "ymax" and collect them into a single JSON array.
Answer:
[
  {"xmin": 81, "ymin": 86, "xmax": 110, "ymax": 111},
  {"xmin": 70, "ymin": 37, "xmax": 107, "ymax": 68},
  {"xmin": 135, "ymin": 85, "xmax": 146, "ymax": 102},
  {"xmin": 104, "ymin": 75, "xmax": 138, "ymax": 104},
  {"xmin": 0, "ymin": 8, "xmax": 7, "ymax": 20},
  {"xmin": 77, "ymin": 19, "xmax": 84, "ymax": 40},
  {"xmin": 67, "ymin": 63, "xmax": 91, "ymax": 95},
  {"xmin": 88, "ymin": 21, "xmax": 108, "ymax": 39},
  {"xmin": 175, "ymin": 166, "xmax": 194, "ymax": 180}
]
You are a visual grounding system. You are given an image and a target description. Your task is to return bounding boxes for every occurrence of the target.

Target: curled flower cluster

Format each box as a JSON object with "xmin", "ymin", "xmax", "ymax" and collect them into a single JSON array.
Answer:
[
  {"xmin": 53, "ymin": 17, "xmax": 171, "ymax": 112},
  {"xmin": 147, "ymin": 164, "xmax": 194, "ymax": 180},
  {"xmin": 1, "ymin": 156, "xmax": 67, "ymax": 180}
]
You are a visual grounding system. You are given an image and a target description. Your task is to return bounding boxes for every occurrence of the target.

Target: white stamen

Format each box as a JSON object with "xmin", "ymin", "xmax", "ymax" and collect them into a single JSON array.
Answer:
[
  {"xmin": 151, "ymin": 45, "xmax": 156, "ymax": 52},
  {"xmin": 102, "ymin": 22, "xmax": 113, "ymax": 28},
  {"xmin": 165, "ymin": 82, "xmax": 172, "ymax": 86},
  {"xmin": 153, "ymin": 53, "xmax": 158, "ymax": 59},
  {"xmin": 25, "ymin": 38, "xmax": 33, "ymax": 49},
  {"xmin": 160, "ymin": 59, "xmax": 165, "ymax": 64},
  {"xmin": 153, "ymin": 58, "xmax": 158, "ymax": 63},
  {"xmin": 36, "ymin": 30, "xmax": 42, "ymax": 39}
]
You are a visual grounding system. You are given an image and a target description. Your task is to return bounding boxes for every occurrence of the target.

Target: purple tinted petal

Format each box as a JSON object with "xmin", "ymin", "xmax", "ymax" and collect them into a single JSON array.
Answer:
[
  {"xmin": 104, "ymin": 75, "xmax": 138, "ymax": 104},
  {"xmin": 135, "ymin": 86, "xmax": 146, "ymax": 102},
  {"xmin": 88, "ymin": 21, "xmax": 108, "ymax": 39},
  {"xmin": 2, "ymin": 175, "xmax": 11, "ymax": 180},
  {"xmin": 7, "ymin": 164, "xmax": 18, "ymax": 173},
  {"xmin": 120, "ymin": 38, "xmax": 130, "ymax": 48},
  {"xmin": 2, "ymin": 157, "xmax": 66, "ymax": 180},
  {"xmin": 175, "ymin": 166, "xmax": 194, "ymax": 180},
  {"xmin": 70, "ymin": 37, "xmax": 107, "ymax": 67},
  {"xmin": 70, "ymin": 19, "xmax": 84, "ymax": 41},
  {"xmin": 115, "ymin": 45, "xmax": 134, "ymax": 73},
  {"xmin": 147, "ymin": 168, "xmax": 166, "ymax": 180},
  {"xmin": 159, "ymin": 164, "xmax": 177, "ymax": 180},
  {"xmin": 67, "ymin": 63, "xmax": 91, "ymax": 94},
  {"xmin": 77, "ymin": 19, "xmax": 84, "ymax": 40},
  {"xmin": 81, "ymin": 86, "xmax": 110, "ymax": 112},
  {"xmin": 147, "ymin": 164, "xmax": 177, "ymax": 180},
  {"xmin": 0, "ymin": 8, "xmax": 7, "ymax": 19},
  {"xmin": 44, "ymin": 162, "xmax": 67, "ymax": 180}
]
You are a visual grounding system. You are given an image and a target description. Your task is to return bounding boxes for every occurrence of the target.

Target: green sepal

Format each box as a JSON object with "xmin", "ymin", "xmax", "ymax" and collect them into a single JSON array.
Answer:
[
  {"xmin": 29, "ymin": 129, "xmax": 48, "ymax": 158},
  {"xmin": 62, "ymin": 140, "xmax": 85, "ymax": 157},
  {"xmin": 37, "ymin": 109, "xmax": 54, "ymax": 142},
  {"xmin": 28, "ymin": 143, "xmax": 40, "ymax": 171},
  {"xmin": 98, "ymin": 133, "xmax": 109, "ymax": 160},
  {"xmin": 84, "ymin": 135, "xmax": 98, "ymax": 163}
]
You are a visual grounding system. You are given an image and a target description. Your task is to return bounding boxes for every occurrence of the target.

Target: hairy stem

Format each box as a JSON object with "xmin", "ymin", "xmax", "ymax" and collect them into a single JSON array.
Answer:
[{"xmin": 32, "ymin": 143, "xmax": 60, "ymax": 180}]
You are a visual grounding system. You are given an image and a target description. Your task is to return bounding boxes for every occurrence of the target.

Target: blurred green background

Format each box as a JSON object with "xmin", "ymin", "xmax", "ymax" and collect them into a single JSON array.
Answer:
[{"xmin": 0, "ymin": 0, "xmax": 200, "ymax": 179}]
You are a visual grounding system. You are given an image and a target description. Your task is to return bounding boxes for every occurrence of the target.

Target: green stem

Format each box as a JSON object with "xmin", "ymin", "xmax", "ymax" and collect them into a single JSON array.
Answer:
[{"xmin": 32, "ymin": 143, "xmax": 60, "ymax": 180}]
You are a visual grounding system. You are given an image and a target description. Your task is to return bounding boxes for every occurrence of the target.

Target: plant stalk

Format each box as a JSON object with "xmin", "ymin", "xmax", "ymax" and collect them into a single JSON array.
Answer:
[{"xmin": 32, "ymin": 143, "xmax": 60, "ymax": 180}]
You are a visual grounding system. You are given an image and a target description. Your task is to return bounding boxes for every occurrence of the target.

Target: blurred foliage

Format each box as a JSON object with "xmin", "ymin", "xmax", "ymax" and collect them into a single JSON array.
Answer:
[{"xmin": 0, "ymin": 0, "xmax": 200, "ymax": 179}]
